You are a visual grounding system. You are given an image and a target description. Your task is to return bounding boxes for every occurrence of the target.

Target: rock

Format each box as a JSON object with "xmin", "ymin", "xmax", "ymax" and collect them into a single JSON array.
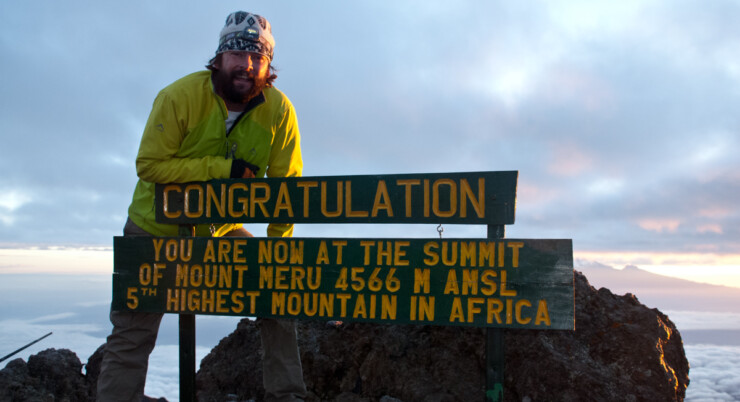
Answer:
[
  {"xmin": 0, "ymin": 348, "xmax": 90, "ymax": 401},
  {"xmin": 196, "ymin": 271, "xmax": 689, "ymax": 401},
  {"xmin": 84, "ymin": 343, "xmax": 106, "ymax": 401},
  {"xmin": 0, "ymin": 345, "xmax": 169, "ymax": 402},
  {"xmin": 2, "ymin": 270, "xmax": 689, "ymax": 401}
]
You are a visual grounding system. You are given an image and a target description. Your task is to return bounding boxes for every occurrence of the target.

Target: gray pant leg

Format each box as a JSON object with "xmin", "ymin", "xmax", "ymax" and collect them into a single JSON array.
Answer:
[
  {"xmin": 258, "ymin": 318, "xmax": 307, "ymax": 402},
  {"xmin": 97, "ymin": 218, "xmax": 162, "ymax": 402},
  {"xmin": 96, "ymin": 311, "xmax": 163, "ymax": 402}
]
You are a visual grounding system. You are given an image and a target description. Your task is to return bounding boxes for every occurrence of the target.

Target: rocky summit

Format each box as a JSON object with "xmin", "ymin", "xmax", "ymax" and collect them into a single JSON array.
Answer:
[
  {"xmin": 1, "ymin": 271, "xmax": 689, "ymax": 401},
  {"xmin": 197, "ymin": 270, "xmax": 688, "ymax": 401}
]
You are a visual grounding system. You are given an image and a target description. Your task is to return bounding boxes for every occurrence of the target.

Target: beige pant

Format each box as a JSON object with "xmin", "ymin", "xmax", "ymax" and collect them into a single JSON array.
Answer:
[{"xmin": 96, "ymin": 220, "xmax": 306, "ymax": 402}]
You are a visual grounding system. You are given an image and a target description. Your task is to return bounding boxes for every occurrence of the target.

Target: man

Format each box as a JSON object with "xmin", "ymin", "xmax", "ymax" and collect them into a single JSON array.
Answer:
[{"xmin": 97, "ymin": 11, "xmax": 306, "ymax": 402}]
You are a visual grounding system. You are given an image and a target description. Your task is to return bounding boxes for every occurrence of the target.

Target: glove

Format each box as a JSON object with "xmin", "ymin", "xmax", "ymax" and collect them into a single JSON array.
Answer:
[{"xmin": 230, "ymin": 159, "xmax": 260, "ymax": 178}]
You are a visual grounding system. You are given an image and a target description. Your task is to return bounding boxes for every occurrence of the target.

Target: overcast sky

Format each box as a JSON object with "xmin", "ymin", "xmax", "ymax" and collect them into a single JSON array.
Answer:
[{"xmin": 1, "ymin": 1, "xmax": 738, "ymax": 271}]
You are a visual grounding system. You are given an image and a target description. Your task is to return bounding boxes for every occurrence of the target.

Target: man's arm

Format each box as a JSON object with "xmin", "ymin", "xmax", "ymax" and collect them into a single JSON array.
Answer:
[
  {"xmin": 135, "ymin": 92, "xmax": 232, "ymax": 183},
  {"xmin": 266, "ymin": 98, "xmax": 303, "ymax": 238}
]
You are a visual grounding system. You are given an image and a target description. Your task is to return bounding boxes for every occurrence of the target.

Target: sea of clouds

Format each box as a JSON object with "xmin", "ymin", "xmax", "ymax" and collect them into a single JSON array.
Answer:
[{"xmin": 1, "ymin": 273, "xmax": 739, "ymax": 401}]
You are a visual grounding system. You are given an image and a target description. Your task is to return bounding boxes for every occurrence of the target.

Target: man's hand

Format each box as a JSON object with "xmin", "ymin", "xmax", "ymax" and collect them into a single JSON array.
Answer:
[
  {"xmin": 223, "ymin": 226, "xmax": 254, "ymax": 237},
  {"xmin": 230, "ymin": 159, "xmax": 259, "ymax": 178},
  {"xmin": 241, "ymin": 168, "xmax": 255, "ymax": 179}
]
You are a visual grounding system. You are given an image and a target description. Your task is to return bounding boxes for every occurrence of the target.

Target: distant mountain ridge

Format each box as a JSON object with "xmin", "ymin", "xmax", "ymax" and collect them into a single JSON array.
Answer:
[{"xmin": 577, "ymin": 262, "xmax": 740, "ymax": 314}]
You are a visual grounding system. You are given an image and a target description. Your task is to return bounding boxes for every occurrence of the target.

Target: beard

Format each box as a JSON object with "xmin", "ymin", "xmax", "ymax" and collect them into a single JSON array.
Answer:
[{"xmin": 213, "ymin": 68, "xmax": 269, "ymax": 105}]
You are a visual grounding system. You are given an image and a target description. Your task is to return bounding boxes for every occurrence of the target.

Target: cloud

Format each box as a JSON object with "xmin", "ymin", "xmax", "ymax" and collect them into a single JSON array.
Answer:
[
  {"xmin": 684, "ymin": 344, "xmax": 740, "ymax": 401},
  {"xmin": 662, "ymin": 311, "xmax": 740, "ymax": 331}
]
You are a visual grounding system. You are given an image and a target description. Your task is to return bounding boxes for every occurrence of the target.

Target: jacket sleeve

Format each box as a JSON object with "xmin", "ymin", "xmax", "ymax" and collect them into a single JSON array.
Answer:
[
  {"xmin": 266, "ymin": 98, "xmax": 303, "ymax": 238},
  {"xmin": 135, "ymin": 92, "xmax": 231, "ymax": 183}
]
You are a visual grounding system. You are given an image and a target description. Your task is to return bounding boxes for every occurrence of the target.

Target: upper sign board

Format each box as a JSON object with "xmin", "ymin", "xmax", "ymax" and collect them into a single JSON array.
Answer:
[{"xmin": 155, "ymin": 171, "xmax": 517, "ymax": 225}]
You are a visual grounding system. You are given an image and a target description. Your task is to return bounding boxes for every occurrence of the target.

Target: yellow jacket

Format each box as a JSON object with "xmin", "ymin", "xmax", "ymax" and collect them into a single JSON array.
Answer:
[{"xmin": 127, "ymin": 70, "xmax": 302, "ymax": 237}]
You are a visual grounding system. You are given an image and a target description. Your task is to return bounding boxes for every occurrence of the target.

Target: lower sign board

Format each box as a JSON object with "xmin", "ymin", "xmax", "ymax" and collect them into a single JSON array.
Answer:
[{"xmin": 113, "ymin": 237, "xmax": 574, "ymax": 330}]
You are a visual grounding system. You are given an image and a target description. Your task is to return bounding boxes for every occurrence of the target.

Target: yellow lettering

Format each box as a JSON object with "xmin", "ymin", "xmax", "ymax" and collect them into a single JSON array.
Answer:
[
  {"xmin": 353, "ymin": 294, "xmax": 367, "ymax": 318},
  {"xmin": 515, "ymin": 299, "xmax": 532, "ymax": 324},
  {"xmin": 275, "ymin": 266, "xmax": 289, "ymax": 290},
  {"xmin": 307, "ymin": 267, "xmax": 321, "ymax": 290},
  {"xmin": 345, "ymin": 181, "xmax": 369, "ymax": 217},
  {"xmin": 441, "ymin": 241, "xmax": 457, "ymax": 266},
  {"xmin": 460, "ymin": 242, "xmax": 476, "ymax": 267},
  {"xmin": 332, "ymin": 240, "xmax": 346, "ymax": 264},
  {"xmin": 233, "ymin": 239, "xmax": 247, "ymax": 263},
  {"xmin": 394, "ymin": 241, "xmax": 409, "ymax": 266},
  {"xmin": 204, "ymin": 240, "xmax": 216, "ymax": 263},
  {"xmin": 535, "ymin": 299, "xmax": 551, "ymax": 326},
  {"xmin": 138, "ymin": 263, "xmax": 151, "ymax": 286},
  {"xmin": 231, "ymin": 291, "xmax": 244, "ymax": 314},
  {"xmin": 189, "ymin": 264, "xmax": 203, "ymax": 287},
  {"xmin": 423, "ymin": 241, "xmax": 439, "ymax": 265},
  {"xmin": 382, "ymin": 295, "xmax": 397, "ymax": 320},
  {"xmin": 337, "ymin": 293, "xmax": 351, "ymax": 317},
  {"xmin": 419, "ymin": 296, "xmax": 434, "ymax": 321},
  {"xmin": 396, "ymin": 179, "xmax": 420, "ymax": 217},
  {"xmin": 479, "ymin": 241, "xmax": 496, "ymax": 267},
  {"xmin": 487, "ymin": 298, "xmax": 503, "ymax": 324},
  {"xmin": 319, "ymin": 293, "xmax": 334, "ymax": 317},
  {"xmin": 291, "ymin": 266, "xmax": 306, "ymax": 290},
  {"xmin": 218, "ymin": 240, "xmax": 231, "ymax": 263},
  {"xmin": 371, "ymin": 180, "xmax": 393, "ymax": 217},
  {"xmin": 183, "ymin": 184, "xmax": 204, "ymax": 218},
  {"xmin": 287, "ymin": 292, "xmax": 301, "ymax": 315},
  {"xmin": 216, "ymin": 290, "xmax": 229, "ymax": 313},
  {"xmin": 250, "ymin": 182, "xmax": 270, "ymax": 218},
  {"xmin": 444, "ymin": 270, "xmax": 459, "ymax": 295},
  {"xmin": 432, "ymin": 179, "xmax": 457, "ymax": 218},
  {"xmin": 274, "ymin": 182, "xmax": 294, "ymax": 217},
  {"xmin": 316, "ymin": 241, "xmax": 329, "ymax": 264},
  {"xmin": 508, "ymin": 242, "xmax": 524, "ymax": 268},
  {"xmin": 460, "ymin": 178, "xmax": 485, "ymax": 218},
  {"xmin": 461, "ymin": 269, "xmax": 478, "ymax": 295},
  {"xmin": 246, "ymin": 291, "xmax": 259, "ymax": 314},
  {"xmin": 206, "ymin": 183, "xmax": 226, "ymax": 218},
  {"xmin": 234, "ymin": 265, "xmax": 248, "ymax": 288},
  {"xmin": 272, "ymin": 292, "xmax": 285, "ymax": 315},
  {"xmin": 321, "ymin": 181, "xmax": 343, "ymax": 217},
  {"xmin": 304, "ymin": 293, "xmax": 318, "ymax": 316},
  {"xmin": 481, "ymin": 270, "xmax": 497, "ymax": 296},
  {"xmin": 468, "ymin": 297, "xmax": 484, "ymax": 323},
  {"xmin": 166, "ymin": 288, "xmax": 178, "ymax": 311},
  {"xmin": 162, "ymin": 185, "xmax": 182, "ymax": 218},
  {"xmin": 260, "ymin": 265, "xmax": 273, "ymax": 289},
  {"xmin": 297, "ymin": 181, "xmax": 318, "ymax": 218},
  {"xmin": 175, "ymin": 264, "xmax": 188, "ymax": 287},
  {"xmin": 152, "ymin": 239, "xmax": 164, "ymax": 262},
  {"xmin": 414, "ymin": 268, "xmax": 430, "ymax": 293},
  {"xmin": 449, "ymin": 297, "xmax": 464, "ymax": 322},
  {"xmin": 500, "ymin": 270, "xmax": 517, "ymax": 296},
  {"xmin": 259, "ymin": 240, "xmax": 272, "ymax": 263},
  {"xmin": 228, "ymin": 182, "xmax": 248, "ymax": 218}
]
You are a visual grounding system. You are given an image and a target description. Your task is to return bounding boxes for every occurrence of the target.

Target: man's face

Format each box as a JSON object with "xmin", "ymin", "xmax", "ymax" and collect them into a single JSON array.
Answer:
[{"xmin": 213, "ymin": 51, "xmax": 270, "ymax": 104}]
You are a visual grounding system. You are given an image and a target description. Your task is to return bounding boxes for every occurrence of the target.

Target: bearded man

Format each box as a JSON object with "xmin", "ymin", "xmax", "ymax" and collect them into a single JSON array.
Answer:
[{"xmin": 97, "ymin": 11, "xmax": 306, "ymax": 402}]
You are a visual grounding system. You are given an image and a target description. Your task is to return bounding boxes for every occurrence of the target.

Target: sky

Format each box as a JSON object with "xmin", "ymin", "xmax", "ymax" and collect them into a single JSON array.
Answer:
[{"xmin": 1, "ymin": 0, "xmax": 739, "ymax": 289}]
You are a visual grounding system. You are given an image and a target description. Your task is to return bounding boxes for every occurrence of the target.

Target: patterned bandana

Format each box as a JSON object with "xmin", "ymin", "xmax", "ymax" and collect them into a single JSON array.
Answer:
[{"xmin": 217, "ymin": 11, "xmax": 275, "ymax": 60}]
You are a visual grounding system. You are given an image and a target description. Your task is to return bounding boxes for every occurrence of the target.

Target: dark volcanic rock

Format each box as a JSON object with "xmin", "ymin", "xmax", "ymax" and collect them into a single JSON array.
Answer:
[
  {"xmin": 0, "ymin": 348, "xmax": 91, "ymax": 401},
  {"xmin": 1, "ymin": 270, "xmax": 689, "ymax": 401},
  {"xmin": 196, "ymin": 271, "xmax": 689, "ymax": 401},
  {"xmin": 1, "ymin": 346, "xmax": 168, "ymax": 402}
]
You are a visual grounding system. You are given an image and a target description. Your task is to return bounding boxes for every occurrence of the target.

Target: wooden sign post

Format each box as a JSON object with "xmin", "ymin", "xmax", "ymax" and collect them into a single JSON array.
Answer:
[{"xmin": 111, "ymin": 171, "xmax": 574, "ymax": 401}]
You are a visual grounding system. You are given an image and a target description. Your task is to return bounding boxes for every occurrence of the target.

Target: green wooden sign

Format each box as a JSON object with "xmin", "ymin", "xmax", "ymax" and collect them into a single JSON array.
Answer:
[
  {"xmin": 113, "ymin": 236, "xmax": 573, "ymax": 330},
  {"xmin": 154, "ymin": 171, "xmax": 517, "ymax": 225}
]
